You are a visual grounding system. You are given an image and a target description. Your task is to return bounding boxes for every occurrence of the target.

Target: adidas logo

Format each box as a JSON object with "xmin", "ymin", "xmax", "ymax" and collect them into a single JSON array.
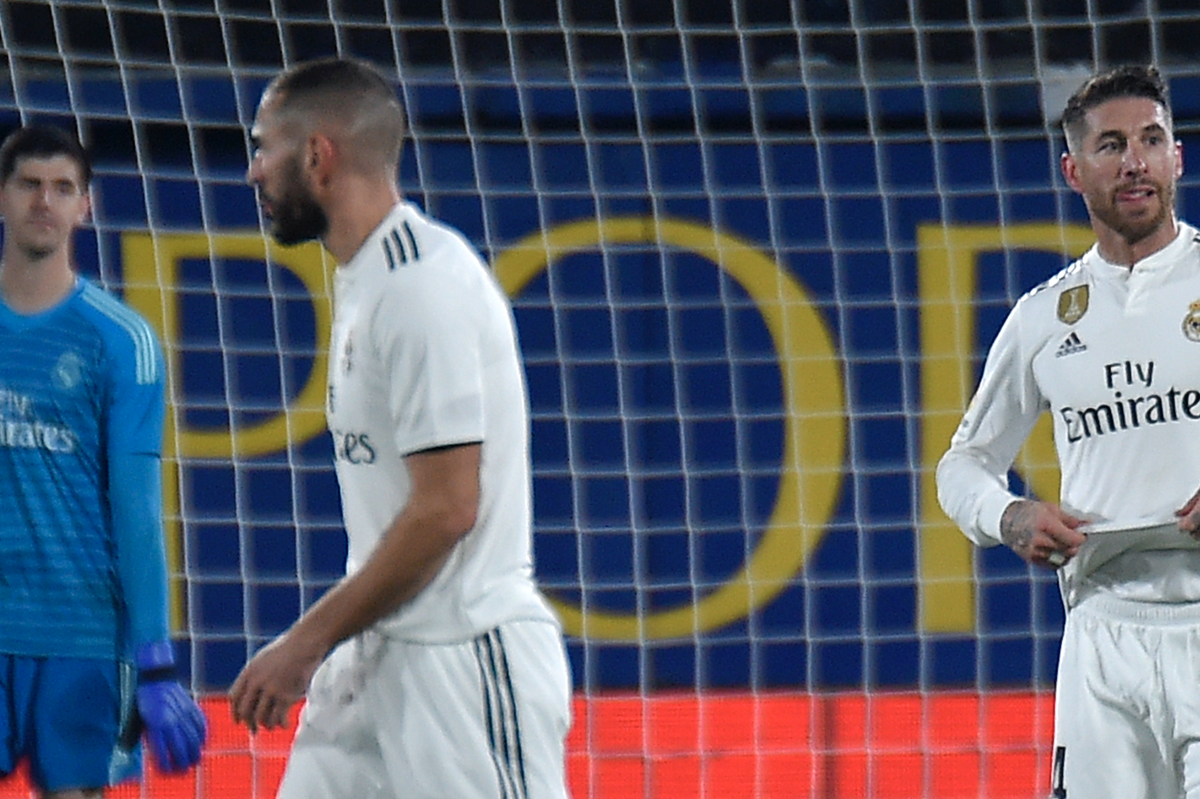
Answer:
[{"xmin": 1055, "ymin": 331, "xmax": 1087, "ymax": 357}]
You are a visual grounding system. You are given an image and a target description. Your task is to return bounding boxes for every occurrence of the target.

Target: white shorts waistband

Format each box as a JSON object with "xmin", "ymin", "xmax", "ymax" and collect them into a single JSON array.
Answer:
[{"xmin": 1074, "ymin": 592, "xmax": 1200, "ymax": 625}]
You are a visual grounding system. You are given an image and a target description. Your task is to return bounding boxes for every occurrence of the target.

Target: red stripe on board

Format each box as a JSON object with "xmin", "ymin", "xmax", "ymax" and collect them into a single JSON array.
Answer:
[{"xmin": 0, "ymin": 690, "xmax": 1054, "ymax": 798}]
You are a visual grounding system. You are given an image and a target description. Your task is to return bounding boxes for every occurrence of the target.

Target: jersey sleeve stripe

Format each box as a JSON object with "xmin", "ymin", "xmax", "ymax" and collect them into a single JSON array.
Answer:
[
  {"xmin": 80, "ymin": 286, "xmax": 159, "ymax": 385},
  {"xmin": 389, "ymin": 228, "xmax": 408, "ymax": 264},
  {"xmin": 402, "ymin": 220, "xmax": 420, "ymax": 260},
  {"xmin": 383, "ymin": 237, "xmax": 398, "ymax": 270},
  {"xmin": 380, "ymin": 221, "xmax": 421, "ymax": 270}
]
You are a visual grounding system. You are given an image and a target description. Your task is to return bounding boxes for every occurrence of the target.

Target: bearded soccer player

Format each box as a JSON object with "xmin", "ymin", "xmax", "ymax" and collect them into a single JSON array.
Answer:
[
  {"xmin": 0, "ymin": 125, "xmax": 205, "ymax": 798},
  {"xmin": 229, "ymin": 58, "xmax": 571, "ymax": 799},
  {"xmin": 937, "ymin": 65, "xmax": 1200, "ymax": 797}
]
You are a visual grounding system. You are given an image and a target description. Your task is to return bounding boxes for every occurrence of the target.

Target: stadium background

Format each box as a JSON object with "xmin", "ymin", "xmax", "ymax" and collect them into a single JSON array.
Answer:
[{"xmin": 1, "ymin": 1, "xmax": 1199, "ymax": 797}]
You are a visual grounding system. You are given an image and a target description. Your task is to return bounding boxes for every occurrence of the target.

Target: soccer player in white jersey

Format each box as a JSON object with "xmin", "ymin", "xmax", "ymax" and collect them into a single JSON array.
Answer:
[
  {"xmin": 937, "ymin": 64, "xmax": 1200, "ymax": 798},
  {"xmin": 0, "ymin": 126, "xmax": 205, "ymax": 797},
  {"xmin": 229, "ymin": 57, "xmax": 572, "ymax": 799}
]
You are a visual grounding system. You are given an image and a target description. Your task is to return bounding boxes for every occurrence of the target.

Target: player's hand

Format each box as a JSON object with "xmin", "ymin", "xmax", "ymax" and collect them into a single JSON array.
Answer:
[
  {"xmin": 1176, "ymin": 486, "xmax": 1200, "ymax": 537},
  {"xmin": 999, "ymin": 499, "xmax": 1087, "ymax": 569},
  {"xmin": 135, "ymin": 641, "xmax": 207, "ymax": 773},
  {"xmin": 229, "ymin": 630, "xmax": 324, "ymax": 733}
]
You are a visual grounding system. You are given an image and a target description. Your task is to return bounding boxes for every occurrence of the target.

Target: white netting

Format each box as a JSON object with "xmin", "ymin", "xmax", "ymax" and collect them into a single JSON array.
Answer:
[{"xmin": 0, "ymin": 1, "xmax": 1198, "ymax": 797}]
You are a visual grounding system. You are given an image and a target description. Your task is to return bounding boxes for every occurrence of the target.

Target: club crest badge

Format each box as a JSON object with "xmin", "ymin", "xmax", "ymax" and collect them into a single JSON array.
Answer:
[
  {"xmin": 1183, "ymin": 300, "xmax": 1200, "ymax": 342},
  {"xmin": 341, "ymin": 332, "xmax": 354, "ymax": 374},
  {"xmin": 52, "ymin": 350, "xmax": 84, "ymax": 392},
  {"xmin": 1057, "ymin": 285, "xmax": 1088, "ymax": 324}
]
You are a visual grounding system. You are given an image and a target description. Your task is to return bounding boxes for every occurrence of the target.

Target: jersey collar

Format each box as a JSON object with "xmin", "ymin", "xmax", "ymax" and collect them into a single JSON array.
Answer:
[{"xmin": 1086, "ymin": 221, "xmax": 1197, "ymax": 280}]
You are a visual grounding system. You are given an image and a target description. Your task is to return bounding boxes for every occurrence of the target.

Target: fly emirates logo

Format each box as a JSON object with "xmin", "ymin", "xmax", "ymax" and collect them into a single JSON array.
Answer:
[
  {"xmin": 0, "ymin": 388, "xmax": 77, "ymax": 454},
  {"xmin": 1059, "ymin": 360, "xmax": 1200, "ymax": 443}
]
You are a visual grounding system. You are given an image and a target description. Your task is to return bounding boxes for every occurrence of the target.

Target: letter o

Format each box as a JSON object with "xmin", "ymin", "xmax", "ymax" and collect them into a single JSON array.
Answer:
[{"xmin": 493, "ymin": 216, "xmax": 846, "ymax": 640}]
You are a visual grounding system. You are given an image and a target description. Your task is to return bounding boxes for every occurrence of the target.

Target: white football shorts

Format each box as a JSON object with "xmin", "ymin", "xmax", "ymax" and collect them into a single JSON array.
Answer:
[
  {"xmin": 1053, "ymin": 593, "xmax": 1200, "ymax": 798},
  {"xmin": 275, "ymin": 619, "xmax": 572, "ymax": 799}
]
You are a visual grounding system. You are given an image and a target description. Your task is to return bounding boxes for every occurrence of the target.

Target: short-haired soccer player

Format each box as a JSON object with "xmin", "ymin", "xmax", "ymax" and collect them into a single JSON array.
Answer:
[
  {"xmin": 0, "ymin": 125, "xmax": 206, "ymax": 798},
  {"xmin": 938, "ymin": 65, "xmax": 1200, "ymax": 797},
  {"xmin": 229, "ymin": 58, "xmax": 572, "ymax": 799}
]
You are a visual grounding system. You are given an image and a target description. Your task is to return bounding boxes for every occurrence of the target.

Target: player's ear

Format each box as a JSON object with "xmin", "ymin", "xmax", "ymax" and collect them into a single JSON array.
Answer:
[
  {"xmin": 1060, "ymin": 150, "xmax": 1082, "ymax": 193},
  {"xmin": 305, "ymin": 133, "xmax": 337, "ymax": 186}
]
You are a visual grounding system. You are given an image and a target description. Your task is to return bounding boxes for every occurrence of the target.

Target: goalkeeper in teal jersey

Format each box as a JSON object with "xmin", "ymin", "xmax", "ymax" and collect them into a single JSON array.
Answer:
[{"xmin": 0, "ymin": 125, "xmax": 205, "ymax": 797}]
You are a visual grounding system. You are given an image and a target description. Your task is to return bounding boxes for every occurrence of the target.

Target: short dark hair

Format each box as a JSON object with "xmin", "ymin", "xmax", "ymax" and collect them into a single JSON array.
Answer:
[
  {"xmin": 271, "ymin": 57, "xmax": 394, "ymax": 104},
  {"xmin": 266, "ymin": 57, "xmax": 406, "ymax": 172},
  {"xmin": 0, "ymin": 125, "xmax": 91, "ymax": 187},
  {"xmin": 1060, "ymin": 65, "xmax": 1172, "ymax": 149}
]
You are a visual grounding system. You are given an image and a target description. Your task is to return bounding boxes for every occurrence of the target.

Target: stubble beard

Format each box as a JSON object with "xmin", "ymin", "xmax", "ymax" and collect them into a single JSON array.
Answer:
[
  {"xmin": 1092, "ymin": 179, "xmax": 1176, "ymax": 246},
  {"xmin": 16, "ymin": 228, "xmax": 64, "ymax": 262},
  {"xmin": 268, "ymin": 159, "xmax": 329, "ymax": 246}
]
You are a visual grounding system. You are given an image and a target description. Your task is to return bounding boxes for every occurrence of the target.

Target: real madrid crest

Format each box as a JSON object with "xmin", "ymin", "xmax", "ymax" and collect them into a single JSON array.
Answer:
[
  {"xmin": 1057, "ymin": 285, "xmax": 1089, "ymax": 324},
  {"xmin": 52, "ymin": 350, "xmax": 84, "ymax": 392},
  {"xmin": 342, "ymin": 332, "xmax": 354, "ymax": 374},
  {"xmin": 1183, "ymin": 300, "xmax": 1200, "ymax": 342}
]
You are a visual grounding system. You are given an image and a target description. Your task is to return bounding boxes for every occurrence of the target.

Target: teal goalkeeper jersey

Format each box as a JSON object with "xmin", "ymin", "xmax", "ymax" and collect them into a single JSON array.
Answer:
[{"xmin": 0, "ymin": 279, "xmax": 165, "ymax": 660}]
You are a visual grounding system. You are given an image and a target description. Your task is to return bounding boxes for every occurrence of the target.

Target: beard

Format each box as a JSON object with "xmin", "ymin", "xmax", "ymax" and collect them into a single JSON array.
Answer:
[
  {"xmin": 266, "ymin": 159, "xmax": 329, "ymax": 246},
  {"xmin": 1089, "ymin": 178, "xmax": 1176, "ymax": 246}
]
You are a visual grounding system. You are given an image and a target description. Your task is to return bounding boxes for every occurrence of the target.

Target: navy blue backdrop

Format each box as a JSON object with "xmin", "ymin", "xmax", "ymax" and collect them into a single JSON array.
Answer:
[{"xmin": 10, "ymin": 71, "xmax": 1200, "ymax": 694}]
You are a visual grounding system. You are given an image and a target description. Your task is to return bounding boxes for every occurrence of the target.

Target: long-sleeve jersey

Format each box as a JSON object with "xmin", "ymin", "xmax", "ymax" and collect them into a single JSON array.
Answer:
[
  {"xmin": 0, "ymin": 278, "xmax": 168, "ymax": 659},
  {"xmin": 937, "ymin": 222, "xmax": 1200, "ymax": 607}
]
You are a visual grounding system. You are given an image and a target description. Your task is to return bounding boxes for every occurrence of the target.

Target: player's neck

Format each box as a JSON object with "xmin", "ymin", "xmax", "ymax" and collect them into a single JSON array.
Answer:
[
  {"xmin": 0, "ymin": 253, "xmax": 77, "ymax": 314},
  {"xmin": 1093, "ymin": 215, "xmax": 1179, "ymax": 269},
  {"xmin": 322, "ymin": 178, "xmax": 401, "ymax": 266}
]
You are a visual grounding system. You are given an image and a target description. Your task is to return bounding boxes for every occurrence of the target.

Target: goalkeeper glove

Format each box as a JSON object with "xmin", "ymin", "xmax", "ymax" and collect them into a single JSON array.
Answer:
[{"xmin": 135, "ymin": 641, "xmax": 208, "ymax": 773}]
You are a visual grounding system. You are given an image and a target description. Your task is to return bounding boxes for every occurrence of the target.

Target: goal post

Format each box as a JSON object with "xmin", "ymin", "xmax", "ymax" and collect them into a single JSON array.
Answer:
[{"xmin": 0, "ymin": 2, "xmax": 1198, "ymax": 797}]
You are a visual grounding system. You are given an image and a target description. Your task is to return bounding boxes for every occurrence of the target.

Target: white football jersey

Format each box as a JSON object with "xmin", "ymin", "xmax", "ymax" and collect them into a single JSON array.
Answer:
[
  {"xmin": 327, "ymin": 201, "xmax": 558, "ymax": 642},
  {"xmin": 937, "ymin": 222, "xmax": 1200, "ymax": 606}
]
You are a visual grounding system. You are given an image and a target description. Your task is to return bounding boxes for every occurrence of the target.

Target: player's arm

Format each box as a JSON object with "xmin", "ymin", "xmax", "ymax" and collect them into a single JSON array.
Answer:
[
  {"xmin": 999, "ymin": 498, "xmax": 1086, "ymax": 567},
  {"xmin": 229, "ymin": 441, "xmax": 481, "ymax": 731},
  {"xmin": 108, "ymin": 326, "xmax": 206, "ymax": 771},
  {"xmin": 935, "ymin": 304, "xmax": 1086, "ymax": 567},
  {"xmin": 110, "ymin": 450, "xmax": 169, "ymax": 665},
  {"xmin": 291, "ymin": 442, "xmax": 482, "ymax": 642}
]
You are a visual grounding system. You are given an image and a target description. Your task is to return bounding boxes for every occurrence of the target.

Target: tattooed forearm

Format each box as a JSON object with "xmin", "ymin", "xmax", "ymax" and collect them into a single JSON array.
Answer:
[{"xmin": 1000, "ymin": 500, "xmax": 1036, "ymax": 553}]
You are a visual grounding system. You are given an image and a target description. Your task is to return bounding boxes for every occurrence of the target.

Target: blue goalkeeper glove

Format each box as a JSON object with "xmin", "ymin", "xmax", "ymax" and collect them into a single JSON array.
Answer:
[{"xmin": 135, "ymin": 641, "xmax": 207, "ymax": 773}]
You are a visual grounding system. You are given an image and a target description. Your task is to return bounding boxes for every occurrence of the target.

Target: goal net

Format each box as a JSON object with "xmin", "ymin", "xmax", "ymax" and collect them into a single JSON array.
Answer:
[{"xmin": 1, "ymin": 1, "xmax": 1198, "ymax": 797}]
